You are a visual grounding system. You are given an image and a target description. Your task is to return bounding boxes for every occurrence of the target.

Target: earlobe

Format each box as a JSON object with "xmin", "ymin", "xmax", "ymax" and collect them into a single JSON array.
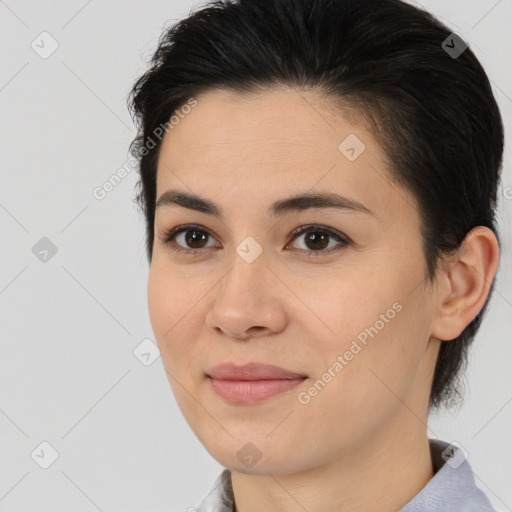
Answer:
[{"xmin": 431, "ymin": 226, "xmax": 499, "ymax": 341}]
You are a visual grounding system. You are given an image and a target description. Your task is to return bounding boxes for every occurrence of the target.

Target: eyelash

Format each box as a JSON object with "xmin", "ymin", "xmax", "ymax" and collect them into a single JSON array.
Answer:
[{"xmin": 159, "ymin": 223, "xmax": 350, "ymax": 258}]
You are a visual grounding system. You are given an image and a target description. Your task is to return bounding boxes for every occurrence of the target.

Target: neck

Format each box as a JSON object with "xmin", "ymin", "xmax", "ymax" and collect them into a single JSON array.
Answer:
[{"xmin": 230, "ymin": 411, "xmax": 434, "ymax": 512}]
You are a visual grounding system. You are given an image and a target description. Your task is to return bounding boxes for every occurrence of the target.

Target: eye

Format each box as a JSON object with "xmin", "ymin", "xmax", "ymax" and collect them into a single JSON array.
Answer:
[
  {"xmin": 159, "ymin": 224, "xmax": 218, "ymax": 255},
  {"xmin": 287, "ymin": 224, "xmax": 349, "ymax": 257},
  {"xmin": 159, "ymin": 223, "xmax": 350, "ymax": 257}
]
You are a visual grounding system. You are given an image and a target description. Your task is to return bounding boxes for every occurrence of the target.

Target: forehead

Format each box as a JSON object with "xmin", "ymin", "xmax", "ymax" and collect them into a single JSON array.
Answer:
[
  {"xmin": 155, "ymin": 87, "xmax": 418, "ymax": 223},
  {"xmin": 160, "ymin": 87, "xmax": 369, "ymax": 160}
]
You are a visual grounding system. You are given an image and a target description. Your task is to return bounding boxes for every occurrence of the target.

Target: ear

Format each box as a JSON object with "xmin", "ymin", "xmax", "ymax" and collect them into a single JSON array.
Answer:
[{"xmin": 431, "ymin": 226, "xmax": 500, "ymax": 341}]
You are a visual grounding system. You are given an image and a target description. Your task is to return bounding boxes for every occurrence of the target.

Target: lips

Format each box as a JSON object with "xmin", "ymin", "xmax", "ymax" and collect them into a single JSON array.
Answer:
[
  {"xmin": 206, "ymin": 362, "xmax": 308, "ymax": 404},
  {"xmin": 206, "ymin": 362, "xmax": 307, "ymax": 380}
]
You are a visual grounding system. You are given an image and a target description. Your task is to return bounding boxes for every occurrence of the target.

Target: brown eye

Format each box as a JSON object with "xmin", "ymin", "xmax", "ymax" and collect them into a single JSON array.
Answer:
[
  {"xmin": 160, "ymin": 223, "xmax": 349, "ymax": 258},
  {"xmin": 161, "ymin": 224, "xmax": 217, "ymax": 254},
  {"xmin": 180, "ymin": 228, "xmax": 210, "ymax": 249},
  {"xmin": 288, "ymin": 225, "xmax": 349, "ymax": 256}
]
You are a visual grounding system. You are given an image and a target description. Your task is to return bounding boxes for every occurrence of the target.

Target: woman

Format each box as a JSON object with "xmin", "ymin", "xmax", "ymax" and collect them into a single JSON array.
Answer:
[{"xmin": 127, "ymin": 0, "xmax": 503, "ymax": 510}]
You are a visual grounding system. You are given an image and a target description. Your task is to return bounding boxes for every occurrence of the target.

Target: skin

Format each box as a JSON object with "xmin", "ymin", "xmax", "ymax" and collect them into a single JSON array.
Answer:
[{"xmin": 147, "ymin": 87, "xmax": 499, "ymax": 512}]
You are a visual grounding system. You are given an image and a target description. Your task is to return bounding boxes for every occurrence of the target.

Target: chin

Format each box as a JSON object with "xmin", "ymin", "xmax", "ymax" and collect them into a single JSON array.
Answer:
[{"xmin": 201, "ymin": 435, "xmax": 311, "ymax": 476}]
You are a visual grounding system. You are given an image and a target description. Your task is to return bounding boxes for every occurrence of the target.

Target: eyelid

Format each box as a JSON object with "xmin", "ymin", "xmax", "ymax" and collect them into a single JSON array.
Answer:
[
  {"xmin": 288, "ymin": 224, "xmax": 350, "ymax": 246},
  {"xmin": 160, "ymin": 223, "xmax": 350, "ymax": 256},
  {"xmin": 158, "ymin": 223, "xmax": 220, "ymax": 250}
]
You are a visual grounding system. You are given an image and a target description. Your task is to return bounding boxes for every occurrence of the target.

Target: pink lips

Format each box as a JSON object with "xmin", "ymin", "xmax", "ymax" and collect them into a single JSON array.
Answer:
[{"xmin": 206, "ymin": 362, "xmax": 308, "ymax": 404}]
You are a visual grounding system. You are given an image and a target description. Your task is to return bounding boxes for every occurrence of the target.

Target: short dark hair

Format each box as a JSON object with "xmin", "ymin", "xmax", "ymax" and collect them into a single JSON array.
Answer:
[{"xmin": 127, "ymin": 0, "xmax": 504, "ymax": 411}]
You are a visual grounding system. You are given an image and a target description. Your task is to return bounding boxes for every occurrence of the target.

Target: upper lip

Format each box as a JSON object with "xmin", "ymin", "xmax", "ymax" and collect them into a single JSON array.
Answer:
[{"xmin": 206, "ymin": 362, "xmax": 307, "ymax": 381}]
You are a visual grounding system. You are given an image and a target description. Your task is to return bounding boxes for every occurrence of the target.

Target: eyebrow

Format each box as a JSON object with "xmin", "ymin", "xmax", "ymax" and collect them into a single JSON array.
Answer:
[{"xmin": 154, "ymin": 190, "xmax": 374, "ymax": 218}]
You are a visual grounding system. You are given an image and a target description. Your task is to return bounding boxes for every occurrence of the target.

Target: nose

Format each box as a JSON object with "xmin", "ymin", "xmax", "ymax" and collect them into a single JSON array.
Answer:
[{"xmin": 205, "ymin": 252, "xmax": 288, "ymax": 341}]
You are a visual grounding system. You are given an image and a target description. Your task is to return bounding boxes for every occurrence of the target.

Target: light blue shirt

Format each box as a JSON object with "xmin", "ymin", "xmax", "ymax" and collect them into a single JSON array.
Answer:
[{"xmin": 193, "ymin": 439, "xmax": 496, "ymax": 511}]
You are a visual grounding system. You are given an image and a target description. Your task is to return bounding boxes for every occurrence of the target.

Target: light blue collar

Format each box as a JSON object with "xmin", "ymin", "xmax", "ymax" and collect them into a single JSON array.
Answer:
[{"xmin": 193, "ymin": 439, "xmax": 496, "ymax": 511}]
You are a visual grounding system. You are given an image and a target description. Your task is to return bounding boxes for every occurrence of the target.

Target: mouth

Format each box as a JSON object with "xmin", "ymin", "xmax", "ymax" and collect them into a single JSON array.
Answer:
[{"xmin": 206, "ymin": 362, "xmax": 308, "ymax": 404}]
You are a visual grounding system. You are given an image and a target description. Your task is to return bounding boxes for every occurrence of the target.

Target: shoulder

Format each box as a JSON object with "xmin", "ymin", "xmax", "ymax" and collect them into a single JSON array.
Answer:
[
  {"xmin": 400, "ymin": 438, "xmax": 497, "ymax": 511},
  {"xmin": 192, "ymin": 469, "xmax": 234, "ymax": 512}
]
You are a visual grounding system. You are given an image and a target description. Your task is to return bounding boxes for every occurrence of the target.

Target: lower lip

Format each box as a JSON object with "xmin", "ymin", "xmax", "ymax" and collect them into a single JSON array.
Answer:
[{"xmin": 208, "ymin": 377, "xmax": 307, "ymax": 404}]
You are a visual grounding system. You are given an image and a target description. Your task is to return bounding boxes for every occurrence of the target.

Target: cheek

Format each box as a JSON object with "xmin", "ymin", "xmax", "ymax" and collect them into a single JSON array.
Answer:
[
  {"xmin": 147, "ymin": 267, "xmax": 200, "ymax": 415},
  {"xmin": 297, "ymin": 272, "xmax": 394, "ymax": 359},
  {"xmin": 147, "ymin": 266, "xmax": 170, "ymax": 340},
  {"xmin": 147, "ymin": 266, "xmax": 190, "ymax": 356},
  {"xmin": 147, "ymin": 264, "xmax": 213, "ymax": 380},
  {"xmin": 299, "ymin": 268, "xmax": 429, "ymax": 412}
]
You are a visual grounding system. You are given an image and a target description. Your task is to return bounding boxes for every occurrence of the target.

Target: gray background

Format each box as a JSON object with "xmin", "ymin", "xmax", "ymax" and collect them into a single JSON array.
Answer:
[{"xmin": 0, "ymin": 0, "xmax": 511, "ymax": 510}]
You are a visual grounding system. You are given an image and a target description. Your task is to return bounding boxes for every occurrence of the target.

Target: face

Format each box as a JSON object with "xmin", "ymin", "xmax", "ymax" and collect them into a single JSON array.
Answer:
[{"xmin": 147, "ymin": 87, "xmax": 440, "ymax": 476}]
